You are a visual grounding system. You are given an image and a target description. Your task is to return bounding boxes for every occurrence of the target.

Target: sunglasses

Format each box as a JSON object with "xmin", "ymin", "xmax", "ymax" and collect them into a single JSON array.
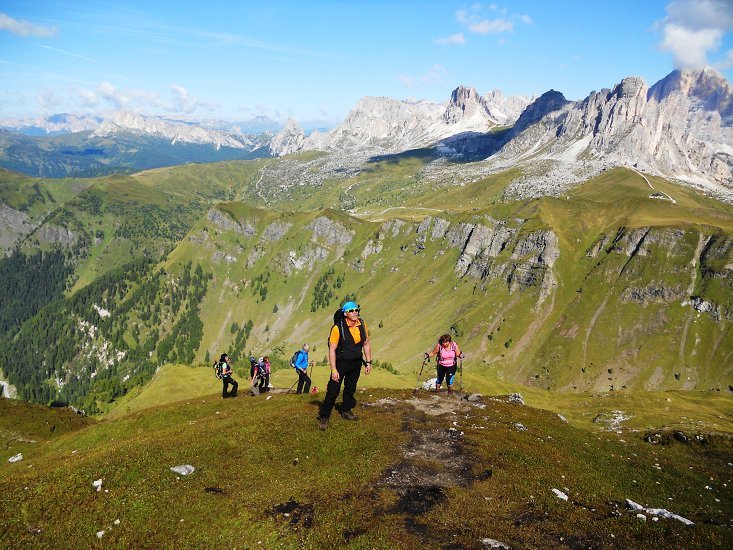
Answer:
[{"xmin": 345, "ymin": 308, "xmax": 360, "ymax": 313}]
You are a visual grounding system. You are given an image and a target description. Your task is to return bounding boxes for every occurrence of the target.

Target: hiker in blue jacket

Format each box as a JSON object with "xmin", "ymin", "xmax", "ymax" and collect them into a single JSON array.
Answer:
[{"xmin": 293, "ymin": 343, "xmax": 312, "ymax": 394}]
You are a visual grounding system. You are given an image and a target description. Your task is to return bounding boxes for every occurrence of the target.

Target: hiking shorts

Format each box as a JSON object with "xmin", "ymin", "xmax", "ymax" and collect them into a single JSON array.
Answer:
[{"xmin": 436, "ymin": 365, "xmax": 457, "ymax": 386}]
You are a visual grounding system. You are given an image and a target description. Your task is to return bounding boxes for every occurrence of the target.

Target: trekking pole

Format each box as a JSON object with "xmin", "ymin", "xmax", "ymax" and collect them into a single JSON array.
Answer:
[
  {"xmin": 413, "ymin": 356, "xmax": 429, "ymax": 395},
  {"xmin": 459, "ymin": 354, "xmax": 469, "ymax": 400}
]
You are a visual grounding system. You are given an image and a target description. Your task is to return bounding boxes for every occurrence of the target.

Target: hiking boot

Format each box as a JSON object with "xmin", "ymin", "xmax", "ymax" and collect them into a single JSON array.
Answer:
[
  {"xmin": 340, "ymin": 410, "xmax": 358, "ymax": 421},
  {"xmin": 318, "ymin": 417, "xmax": 329, "ymax": 431}
]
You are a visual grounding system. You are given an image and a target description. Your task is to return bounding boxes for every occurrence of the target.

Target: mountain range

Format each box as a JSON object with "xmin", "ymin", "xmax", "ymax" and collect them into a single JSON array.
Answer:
[{"xmin": 1, "ymin": 69, "xmax": 731, "ymax": 200}]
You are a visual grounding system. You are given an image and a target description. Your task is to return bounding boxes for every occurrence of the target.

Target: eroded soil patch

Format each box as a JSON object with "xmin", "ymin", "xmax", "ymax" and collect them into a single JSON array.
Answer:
[{"xmin": 268, "ymin": 498, "xmax": 314, "ymax": 530}]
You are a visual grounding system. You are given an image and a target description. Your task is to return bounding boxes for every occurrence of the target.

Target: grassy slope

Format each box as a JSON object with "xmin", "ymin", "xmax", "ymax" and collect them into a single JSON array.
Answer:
[
  {"xmin": 163, "ymin": 167, "xmax": 732, "ymax": 397},
  {"xmin": 1, "ymin": 387, "xmax": 731, "ymax": 548}
]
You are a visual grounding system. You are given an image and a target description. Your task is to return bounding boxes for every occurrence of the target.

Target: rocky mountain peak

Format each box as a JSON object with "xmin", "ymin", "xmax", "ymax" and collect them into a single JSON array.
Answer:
[
  {"xmin": 511, "ymin": 90, "xmax": 570, "ymax": 134},
  {"xmin": 270, "ymin": 118, "xmax": 306, "ymax": 157},
  {"xmin": 612, "ymin": 77, "xmax": 647, "ymax": 101},
  {"xmin": 443, "ymin": 85, "xmax": 482, "ymax": 124},
  {"xmin": 649, "ymin": 68, "xmax": 733, "ymax": 122}
]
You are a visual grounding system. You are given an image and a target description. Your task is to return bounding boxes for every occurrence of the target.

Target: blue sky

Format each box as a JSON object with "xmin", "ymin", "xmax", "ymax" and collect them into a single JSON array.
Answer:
[{"xmin": 1, "ymin": 0, "xmax": 732, "ymax": 126}]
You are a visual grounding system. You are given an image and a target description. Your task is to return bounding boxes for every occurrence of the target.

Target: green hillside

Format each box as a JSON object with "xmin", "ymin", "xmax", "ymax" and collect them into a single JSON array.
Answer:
[{"xmin": 1, "ymin": 385, "xmax": 731, "ymax": 548}]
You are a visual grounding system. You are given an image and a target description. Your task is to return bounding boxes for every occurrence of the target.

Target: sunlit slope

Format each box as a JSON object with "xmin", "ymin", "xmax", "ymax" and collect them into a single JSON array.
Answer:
[{"xmin": 162, "ymin": 167, "xmax": 732, "ymax": 393}]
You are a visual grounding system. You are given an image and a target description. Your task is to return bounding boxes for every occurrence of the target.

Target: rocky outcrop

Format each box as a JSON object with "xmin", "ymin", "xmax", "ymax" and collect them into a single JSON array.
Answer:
[
  {"xmin": 38, "ymin": 224, "xmax": 76, "ymax": 246},
  {"xmin": 0, "ymin": 203, "xmax": 36, "ymax": 251},
  {"xmin": 261, "ymin": 221, "xmax": 292, "ymax": 243},
  {"xmin": 621, "ymin": 284, "xmax": 686, "ymax": 305},
  {"xmin": 288, "ymin": 246, "xmax": 330, "ymax": 272},
  {"xmin": 509, "ymin": 90, "xmax": 571, "ymax": 136},
  {"xmin": 497, "ymin": 68, "xmax": 733, "ymax": 194},
  {"xmin": 270, "ymin": 118, "xmax": 306, "ymax": 157},
  {"xmin": 207, "ymin": 208, "xmax": 256, "ymax": 236},
  {"xmin": 382, "ymin": 219, "xmax": 409, "ymax": 238},
  {"xmin": 294, "ymin": 85, "xmax": 532, "ymax": 154},
  {"xmin": 308, "ymin": 216, "xmax": 353, "ymax": 246}
]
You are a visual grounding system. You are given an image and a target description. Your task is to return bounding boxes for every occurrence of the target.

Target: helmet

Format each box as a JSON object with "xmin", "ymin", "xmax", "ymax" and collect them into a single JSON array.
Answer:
[{"xmin": 342, "ymin": 301, "xmax": 359, "ymax": 313}]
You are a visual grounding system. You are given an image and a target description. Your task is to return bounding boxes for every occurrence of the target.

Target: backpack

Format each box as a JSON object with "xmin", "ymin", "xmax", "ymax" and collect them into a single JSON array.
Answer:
[
  {"xmin": 436, "ymin": 341, "xmax": 457, "ymax": 366},
  {"xmin": 329, "ymin": 308, "xmax": 367, "ymax": 357},
  {"xmin": 256, "ymin": 360, "xmax": 267, "ymax": 377},
  {"xmin": 289, "ymin": 350, "xmax": 302, "ymax": 369},
  {"xmin": 213, "ymin": 361, "xmax": 223, "ymax": 379}
]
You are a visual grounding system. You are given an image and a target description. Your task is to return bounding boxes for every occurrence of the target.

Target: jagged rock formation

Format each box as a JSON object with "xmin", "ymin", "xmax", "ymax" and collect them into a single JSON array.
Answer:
[
  {"xmin": 0, "ymin": 203, "xmax": 35, "ymax": 252},
  {"xmin": 280, "ymin": 85, "xmax": 533, "ymax": 155},
  {"xmin": 92, "ymin": 111, "xmax": 257, "ymax": 150},
  {"xmin": 496, "ymin": 69, "xmax": 733, "ymax": 196},
  {"xmin": 269, "ymin": 118, "xmax": 306, "ymax": 157}
]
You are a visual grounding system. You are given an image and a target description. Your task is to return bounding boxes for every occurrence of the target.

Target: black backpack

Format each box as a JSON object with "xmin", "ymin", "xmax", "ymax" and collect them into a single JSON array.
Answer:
[
  {"xmin": 213, "ymin": 361, "xmax": 223, "ymax": 379},
  {"xmin": 329, "ymin": 308, "xmax": 367, "ymax": 357},
  {"xmin": 289, "ymin": 350, "xmax": 302, "ymax": 369}
]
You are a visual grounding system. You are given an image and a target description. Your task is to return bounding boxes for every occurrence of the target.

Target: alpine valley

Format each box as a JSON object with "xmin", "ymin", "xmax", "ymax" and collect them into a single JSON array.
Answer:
[{"xmin": 1, "ymin": 66, "xmax": 733, "ymax": 547}]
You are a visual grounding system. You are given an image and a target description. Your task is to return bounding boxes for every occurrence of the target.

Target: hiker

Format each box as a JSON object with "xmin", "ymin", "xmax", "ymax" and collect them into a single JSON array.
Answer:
[
  {"xmin": 318, "ymin": 301, "xmax": 372, "ymax": 430},
  {"xmin": 250, "ymin": 356, "xmax": 267, "ymax": 394},
  {"xmin": 249, "ymin": 356, "xmax": 258, "ymax": 379},
  {"xmin": 220, "ymin": 353, "xmax": 238, "ymax": 398},
  {"xmin": 261, "ymin": 356, "xmax": 271, "ymax": 393},
  {"xmin": 292, "ymin": 344, "xmax": 312, "ymax": 394},
  {"xmin": 425, "ymin": 334, "xmax": 463, "ymax": 394}
]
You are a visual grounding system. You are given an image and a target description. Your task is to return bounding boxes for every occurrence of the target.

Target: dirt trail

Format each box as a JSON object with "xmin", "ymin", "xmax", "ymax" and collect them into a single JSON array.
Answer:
[{"xmin": 363, "ymin": 394, "xmax": 486, "ymax": 540}]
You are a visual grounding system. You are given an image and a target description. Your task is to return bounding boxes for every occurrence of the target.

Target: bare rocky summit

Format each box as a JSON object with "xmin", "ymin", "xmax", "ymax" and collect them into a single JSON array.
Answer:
[{"xmin": 270, "ymin": 69, "xmax": 733, "ymax": 203}]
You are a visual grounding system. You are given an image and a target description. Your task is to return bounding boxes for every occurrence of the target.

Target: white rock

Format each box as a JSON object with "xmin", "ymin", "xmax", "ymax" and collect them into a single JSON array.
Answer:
[
  {"xmin": 113, "ymin": 519, "xmax": 120, "ymax": 525},
  {"xmin": 481, "ymin": 538, "xmax": 511, "ymax": 548},
  {"xmin": 92, "ymin": 479, "xmax": 103, "ymax": 491},
  {"xmin": 170, "ymin": 464, "xmax": 195, "ymax": 476},
  {"xmin": 552, "ymin": 488, "xmax": 569, "ymax": 501},
  {"xmin": 636, "ymin": 514, "xmax": 647, "ymax": 521},
  {"xmin": 8, "ymin": 453, "xmax": 22, "ymax": 463},
  {"xmin": 96, "ymin": 530, "xmax": 105, "ymax": 539}
]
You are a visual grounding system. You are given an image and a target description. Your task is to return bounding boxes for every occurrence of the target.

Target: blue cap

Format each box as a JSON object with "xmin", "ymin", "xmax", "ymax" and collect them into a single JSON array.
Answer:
[{"xmin": 342, "ymin": 301, "xmax": 359, "ymax": 312}]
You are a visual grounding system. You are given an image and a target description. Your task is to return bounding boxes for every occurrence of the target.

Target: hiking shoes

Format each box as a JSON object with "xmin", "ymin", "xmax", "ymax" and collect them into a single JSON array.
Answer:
[
  {"xmin": 340, "ymin": 410, "xmax": 358, "ymax": 421},
  {"xmin": 318, "ymin": 417, "xmax": 329, "ymax": 431}
]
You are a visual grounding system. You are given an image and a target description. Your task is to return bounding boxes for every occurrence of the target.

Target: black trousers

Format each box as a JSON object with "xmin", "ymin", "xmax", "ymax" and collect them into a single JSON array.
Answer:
[
  {"xmin": 222, "ymin": 376, "xmax": 238, "ymax": 397},
  {"xmin": 259, "ymin": 373, "xmax": 269, "ymax": 392},
  {"xmin": 296, "ymin": 369, "xmax": 311, "ymax": 394},
  {"xmin": 320, "ymin": 358, "xmax": 361, "ymax": 418}
]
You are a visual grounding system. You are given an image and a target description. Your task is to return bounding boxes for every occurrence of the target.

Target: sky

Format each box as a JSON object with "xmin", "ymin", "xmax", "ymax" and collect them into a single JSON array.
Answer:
[{"xmin": 1, "ymin": 0, "xmax": 732, "ymax": 127}]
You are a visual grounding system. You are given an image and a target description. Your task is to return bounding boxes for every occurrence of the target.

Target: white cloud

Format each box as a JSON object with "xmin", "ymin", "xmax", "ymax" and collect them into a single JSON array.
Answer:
[
  {"xmin": 0, "ymin": 12, "xmax": 57, "ymax": 38},
  {"xmin": 99, "ymin": 82, "xmax": 130, "ymax": 109},
  {"xmin": 659, "ymin": 0, "xmax": 733, "ymax": 69},
  {"xmin": 77, "ymin": 89, "xmax": 98, "ymax": 108},
  {"xmin": 37, "ymin": 89, "xmax": 60, "ymax": 109},
  {"xmin": 660, "ymin": 24, "xmax": 722, "ymax": 68},
  {"xmin": 455, "ymin": 4, "xmax": 532, "ymax": 35},
  {"xmin": 434, "ymin": 32, "xmax": 466, "ymax": 45},
  {"xmin": 170, "ymin": 84, "xmax": 215, "ymax": 114},
  {"xmin": 469, "ymin": 18, "xmax": 513, "ymax": 34},
  {"xmin": 398, "ymin": 64, "xmax": 447, "ymax": 88}
]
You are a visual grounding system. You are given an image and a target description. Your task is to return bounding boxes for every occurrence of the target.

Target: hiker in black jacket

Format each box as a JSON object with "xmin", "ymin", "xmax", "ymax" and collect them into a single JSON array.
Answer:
[
  {"xmin": 220, "ymin": 353, "xmax": 238, "ymax": 398},
  {"xmin": 318, "ymin": 301, "xmax": 372, "ymax": 430}
]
